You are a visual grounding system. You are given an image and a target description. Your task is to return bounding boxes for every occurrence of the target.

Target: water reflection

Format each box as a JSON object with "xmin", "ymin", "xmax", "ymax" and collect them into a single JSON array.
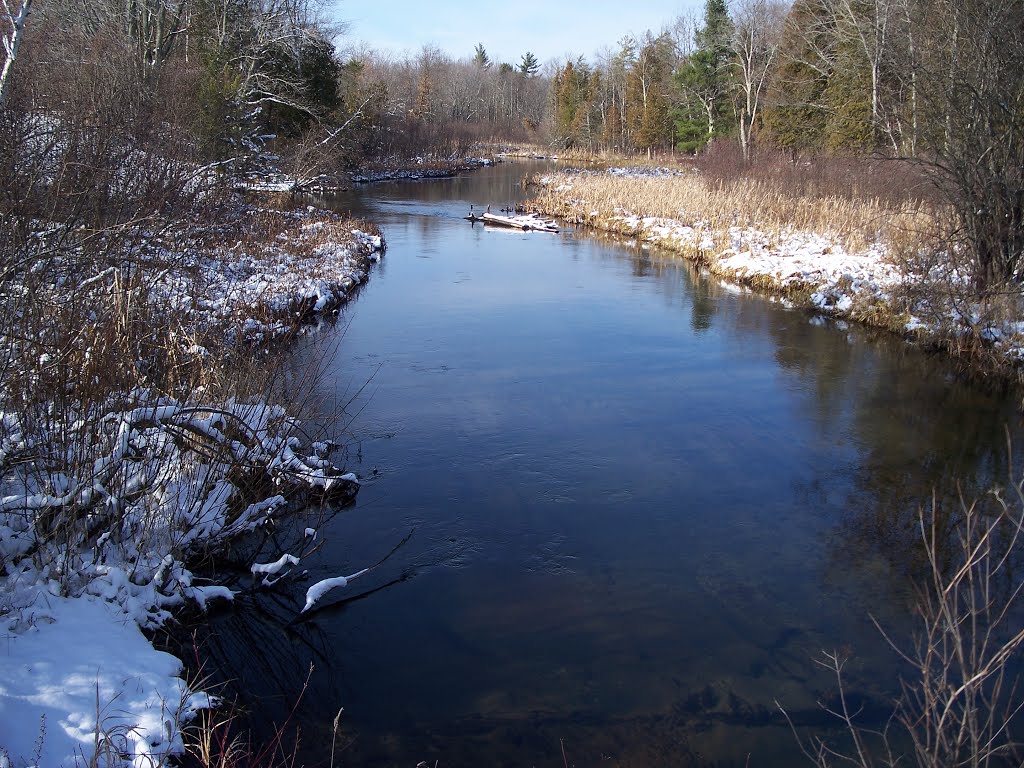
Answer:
[{"xmin": 180, "ymin": 161, "xmax": 1023, "ymax": 768}]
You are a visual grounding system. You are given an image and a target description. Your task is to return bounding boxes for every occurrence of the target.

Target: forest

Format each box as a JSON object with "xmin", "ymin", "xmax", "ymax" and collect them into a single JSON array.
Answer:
[
  {"xmin": 1, "ymin": 0, "xmax": 1023, "ymax": 766},
  {"xmin": 2, "ymin": 0, "xmax": 1018, "ymax": 281}
]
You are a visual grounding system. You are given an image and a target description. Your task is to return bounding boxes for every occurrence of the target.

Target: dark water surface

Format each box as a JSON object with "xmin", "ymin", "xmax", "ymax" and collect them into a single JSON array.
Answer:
[{"xmin": 196, "ymin": 161, "xmax": 1023, "ymax": 767}]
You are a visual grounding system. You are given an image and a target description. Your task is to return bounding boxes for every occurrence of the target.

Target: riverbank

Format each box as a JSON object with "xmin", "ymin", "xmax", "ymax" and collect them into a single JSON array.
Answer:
[
  {"xmin": 527, "ymin": 168, "xmax": 1024, "ymax": 378},
  {"xmin": 0, "ymin": 197, "xmax": 384, "ymax": 767},
  {"xmin": 243, "ymin": 155, "xmax": 498, "ymax": 195}
]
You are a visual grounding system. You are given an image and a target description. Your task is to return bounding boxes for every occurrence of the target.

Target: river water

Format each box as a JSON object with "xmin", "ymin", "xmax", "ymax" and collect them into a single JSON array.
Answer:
[{"xmin": 194, "ymin": 161, "xmax": 1023, "ymax": 767}]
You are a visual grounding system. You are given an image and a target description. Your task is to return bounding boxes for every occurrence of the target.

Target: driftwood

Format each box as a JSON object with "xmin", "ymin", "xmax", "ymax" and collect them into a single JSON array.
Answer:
[{"xmin": 465, "ymin": 207, "xmax": 559, "ymax": 232}]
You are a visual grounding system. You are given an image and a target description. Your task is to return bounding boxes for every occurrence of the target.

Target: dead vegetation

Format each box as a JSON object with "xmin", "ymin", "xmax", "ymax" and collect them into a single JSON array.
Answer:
[
  {"xmin": 782, "ymin": 465, "xmax": 1024, "ymax": 767},
  {"xmin": 528, "ymin": 168, "xmax": 936, "ymax": 254},
  {"xmin": 527, "ymin": 161, "xmax": 1024, "ymax": 380}
]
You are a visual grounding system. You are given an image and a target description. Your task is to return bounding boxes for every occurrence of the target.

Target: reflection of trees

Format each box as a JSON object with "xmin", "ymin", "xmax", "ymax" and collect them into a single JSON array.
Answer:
[
  {"xmin": 833, "ymin": 350, "xmax": 1018, "ymax": 599},
  {"xmin": 752, "ymin": 305, "xmax": 1023, "ymax": 599},
  {"xmin": 271, "ymin": 167, "xmax": 1024, "ymax": 764},
  {"xmin": 585, "ymin": 244, "xmax": 727, "ymax": 331},
  {"xmin": 685, "ymin": 263, "xmax": 718, "ymax": 333}
]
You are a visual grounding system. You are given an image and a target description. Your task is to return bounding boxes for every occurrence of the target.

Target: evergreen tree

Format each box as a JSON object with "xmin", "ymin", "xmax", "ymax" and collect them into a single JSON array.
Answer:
[
  {"xmin": 519, "ymin": 51, "xmax": 540, "ymax": 77},
  {"xmin": 823, "ymin": 36, "xmax": 875, "ymax": 151},
  {"xmin": 674, "ymin": 0, "xmax": 735, "ymax": 151},
  {"xmin": 552, "ymin": 58, "xmax": 598, "ymax": 149},
  {"xmin": 625, "ymin": 33, "xmax": 676, "ymax": 152},
  {"xmin": 761, "ymin": 0, "xmax": 830, "ymax": 153},
  {"xmin": 473, "ymin": 43, "xmax": 491, "ymax": 69},
  {"xmin": 760, "ymin": 0, "xmax": 876, "ymax": 154}
]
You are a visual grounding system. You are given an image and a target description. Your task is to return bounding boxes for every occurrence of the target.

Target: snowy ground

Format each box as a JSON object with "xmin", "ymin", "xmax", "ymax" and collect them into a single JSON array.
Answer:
[
  {"xmin": 532, "ymin": 169, "xmax": 1024, "ymax": 364},
  {"xmin": 349, "ymin": 156, "xmax": 494, "ymax": 184},
  {"xmin": 240, "ymin": 157, "xmax": 496, "ymax": 193},
  {"xmin": 0, "ymin": 204, "xmax": 384, "ymax": 767}
]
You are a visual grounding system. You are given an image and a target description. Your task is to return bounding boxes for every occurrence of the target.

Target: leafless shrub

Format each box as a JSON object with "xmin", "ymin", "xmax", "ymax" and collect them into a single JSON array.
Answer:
[
  {"xmin": 0, "ymin": 7, "xmax": 374, "ymax": 597},
  {"xmin": 695, "ymin": 142, "xmax": 937, "ymax": 208},
  {"xmin": 782, "ymin": 464, "xmax": 1024, "ymax": 767}
]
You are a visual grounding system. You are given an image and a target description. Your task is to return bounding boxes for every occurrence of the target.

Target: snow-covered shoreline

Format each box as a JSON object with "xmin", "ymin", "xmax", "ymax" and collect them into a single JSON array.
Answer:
[
  {"xmin": 240, "ymin": 156, "xmax": 497, "ymax": 195},
  {"xmin": 0, "ymin": 202, "xmax": 385, "ymax": 767},
  {"xmin": 528, "ymin": 169, "xmax": 1024, "ymax": 371}
]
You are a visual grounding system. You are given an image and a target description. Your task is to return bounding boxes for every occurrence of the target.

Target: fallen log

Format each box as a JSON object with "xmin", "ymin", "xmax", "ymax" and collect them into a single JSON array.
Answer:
[{"xmin": 465, "ymin": 208, "xmax": 559, "ymax": 232}]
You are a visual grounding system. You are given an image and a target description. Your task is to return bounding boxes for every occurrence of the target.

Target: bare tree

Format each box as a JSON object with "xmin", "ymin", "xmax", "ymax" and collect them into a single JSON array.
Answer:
[
  {"xmin": 914, "ymin": 0, "xmax": 1024, "ymax": 289},
  {"xmin": 731, "ymin": 0, "xmax": 786, "ymax": 160},
  {"xmin": 782, "ymin": 475, "xmax": 1024, "ymax": 767},
  {"xmin": 41, "ymin": 0, "xmax": 188, "ymax": 70}
]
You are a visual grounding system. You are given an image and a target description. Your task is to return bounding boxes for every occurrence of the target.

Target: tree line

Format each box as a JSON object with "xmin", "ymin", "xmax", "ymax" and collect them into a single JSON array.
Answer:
[
  {"xmin": 548, "ymin": 0, "xmax": 1021, "ymax": 285},
  {"xmin": 1, "ymin": 0, "xmax": 1020, "ymax": 283},
  {"xmin": 551, "ymin": 0, "xmax": 1019, "ymax": 160},
  {"xmin": 0, "ymin": 0, "xmax": 548, "ymax": 175}
]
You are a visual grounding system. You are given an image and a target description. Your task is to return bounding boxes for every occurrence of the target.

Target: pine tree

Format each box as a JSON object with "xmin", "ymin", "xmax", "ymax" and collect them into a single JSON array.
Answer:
[
  {"xmin": 519, "ymin": 51, "xmax": 540, "ymax": 77},
  {"xmin": 760, "ymin": 0, "xmax": 876, "ymax": 154},
  {"xmin": 761, "ymin": 0, "xmax": 830, "ymax": 153},
  {"xmin": 674, "ymin": 0, "xmax": 735, "ymax": 151},
  {"xmin": 625, "ymin": 33, "xmax": 676, "ymax": 152},
  {"xmin": 552, "ymin": 58, "xmax": 598, "ymax": 149},
  {"xmin": 473, "ymin": 43, "xmax": 491, "ymax": 69}
]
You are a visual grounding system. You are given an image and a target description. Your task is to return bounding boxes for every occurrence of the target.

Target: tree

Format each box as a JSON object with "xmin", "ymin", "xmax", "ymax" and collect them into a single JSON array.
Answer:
[
  {"xmin": 552, "ymin": 57, "xmax": 599, "ymax": 149},
  {"xmin": 675, "ymin": 0, "xmax": 735, "ymax": 151},
  {"xmin": 761, "ymin": 0, "xmax": 877, "ymax": 153},
  {"xmin": 914, "ymin": 0, "xmax": 1024, "ymax": 288},
  {"xmin": 625, "ymin": 32, "xmax": 677, "ymax": 153},
  {"xmin": 825, "ymin": 0, "xmax": 898, "ymax": 147},
  {"xmin": 519, "ymin": 50, "xmax": 540, "ymax": 77},
  {"xmin": 0, "ymin": 0, "xmax": 31, "ymax": 106},
  {"xmin": 731, "ymin": 0, "xmax": 786, "ymax": 160},
  {"xmin": 44, "ymin": 0, "xmax": 190, "ymax": 71},
  {"xmin": 473, "ymin": 42, "xmax": 491, "ymax": 69}
]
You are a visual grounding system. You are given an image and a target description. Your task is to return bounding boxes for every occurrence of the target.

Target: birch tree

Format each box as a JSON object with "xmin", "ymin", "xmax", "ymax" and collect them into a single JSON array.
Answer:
[
  {"xmin": 0, "ymin": 0, "xmax": 31, "ymax": 107},
  {"xmin": 731, "ymin": 0, "xmax": 786, "ymax": 160}
]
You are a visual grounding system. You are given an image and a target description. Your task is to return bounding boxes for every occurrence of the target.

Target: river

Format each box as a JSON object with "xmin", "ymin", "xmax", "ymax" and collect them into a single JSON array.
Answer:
[{"xmin": 191, "ymin": 160, "xmax": 1023, "ymax": 767}]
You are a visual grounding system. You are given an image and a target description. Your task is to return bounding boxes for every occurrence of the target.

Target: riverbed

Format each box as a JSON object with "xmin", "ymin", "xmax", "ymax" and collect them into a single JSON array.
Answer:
[{"xmin": 193, "ymin": 160, "xmax": 1023, "ymax": 767}]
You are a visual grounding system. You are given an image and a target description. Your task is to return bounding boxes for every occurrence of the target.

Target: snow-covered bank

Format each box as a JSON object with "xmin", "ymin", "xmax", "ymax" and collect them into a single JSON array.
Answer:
[
  {"xmin": 239, "ymin": 157, "xmax": 497, "ymax": 194},
  {"xmin": 349, "ymin": 156, "xmax": 495, "ymax": 184},
  {"xmin": 0, "ymin": 202, "xmax": 385, "ymax": 767},
  {"xmin": 528, "ymin": 169, "xmax": 1024, "ymax": 370}
]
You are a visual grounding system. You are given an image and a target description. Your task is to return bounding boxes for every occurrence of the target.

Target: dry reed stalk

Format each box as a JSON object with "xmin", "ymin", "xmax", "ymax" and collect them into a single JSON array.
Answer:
[{"xmin": 529, "ymin": 172, "xmax": 938, "ymax": 253}]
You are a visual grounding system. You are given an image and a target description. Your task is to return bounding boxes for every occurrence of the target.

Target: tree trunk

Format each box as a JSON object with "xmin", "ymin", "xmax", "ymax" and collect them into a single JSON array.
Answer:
[{"xmin": 0, "ymin": 0, "xmax": 32, "ymax": 108}]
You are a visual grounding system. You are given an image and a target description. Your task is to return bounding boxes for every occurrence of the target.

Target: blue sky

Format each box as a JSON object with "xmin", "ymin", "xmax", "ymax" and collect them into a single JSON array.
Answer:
[{"xmin": 337, "ymin": 1, "xmax": 702, "ymax": 65}]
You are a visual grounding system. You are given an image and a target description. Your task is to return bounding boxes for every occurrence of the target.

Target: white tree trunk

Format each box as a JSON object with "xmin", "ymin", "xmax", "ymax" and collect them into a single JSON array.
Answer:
[{"xmin": 0, "ymin": 0, "xmax": 32, "ymax": 107}]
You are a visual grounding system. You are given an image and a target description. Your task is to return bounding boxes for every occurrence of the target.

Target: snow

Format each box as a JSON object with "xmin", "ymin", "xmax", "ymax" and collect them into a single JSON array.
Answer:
[
  {"xmin": 533, "ymin": 169, "xmax": 1024, "ymax": 362},
  {"xmin": 0, "ymin": 593, "xmax": 206, "ymax": 768},
  {"xmin": 0, "ymin": 204, "xmax": 384, "ymax": 766},
  {"xmin": 301, "ymin": 568, "xmax": 369, "ymax": 613},
  {"xmin": 251, "ymin": 553, "xmax": 300, "ymax": 576}
]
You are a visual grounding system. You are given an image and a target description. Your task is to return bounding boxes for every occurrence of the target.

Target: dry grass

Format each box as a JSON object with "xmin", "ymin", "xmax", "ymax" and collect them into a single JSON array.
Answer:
[
  {"xmin": 529, "ymin": 171, "xmax": 939, "ymax": 254},
  {"xmin": 526, "ymin": 167, "xmax": 1024, "ymax": 381}
]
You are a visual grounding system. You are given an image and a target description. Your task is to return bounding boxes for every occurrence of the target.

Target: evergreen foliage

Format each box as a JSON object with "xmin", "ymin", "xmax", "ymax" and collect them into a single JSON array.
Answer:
[
  {"xmin": 473, "ymin": 43, "xmax": 491, "ymax": 69},
  {"xmin": 519, "ymin": 51, "xmax": 540, "ymax": 76},
  {"xmin": 553, "ymin": 58, "xmax": 600, "ymax": 149},
  {"xmin": 625, "ymin": 33, "xmax": 676, "ymax": 152},
  {"xmin": 674, "ymin": 0, "xmax": 735, "ymax": 152},
  {"xmin": 760, "ymin": 0, "xmax": 829, "ymax": 153}
]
